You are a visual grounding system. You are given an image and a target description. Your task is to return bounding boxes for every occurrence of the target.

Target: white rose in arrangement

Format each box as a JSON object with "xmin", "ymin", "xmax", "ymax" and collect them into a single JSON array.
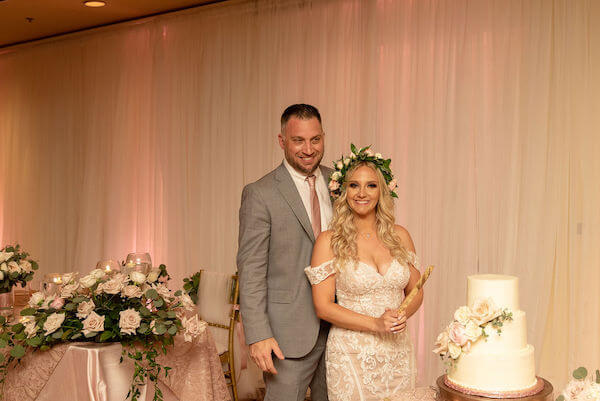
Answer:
[
  {"xmin": 453, "ymin": 306, "xmax": 472, "ymax": 325},
  {"xmin": 0, "ymin": 263, "xmax": 7, "ymax": 272},
  {"xmin": 336, "ymin": 161, "xmax": 344, "ymax": 169},
  {"xmin": 98, "ymin": 274, "xmax": 127, "ymax": 295},
  {"xmin": 146, "ymin": 270, "xmax": 159, "ymax": 283},
  {"xmin": 43, "ymin": 312, "xmax": 65, "ymax": 335},
  {"xmin": 129, "ymin": 271, "xmax": 146, "ymax": 285},
  {"xmin": 61, "ymin": 272, "xmax": 76, "ymax": 284},
  {"xmin": 432, "ymin": 329, "xmax": 450, "ymax": 355},
  {"xmin": 90, "ymin": 269, "xmax": 106, "ymax": 280},
  {"xmin": 563, "ymin": 379, "xmax": 588, "ymax": 401},
  {"xmin": 582, "ymin": 381, "xmax": 600, "ymax": 400},
  {"xmin": 8, "ymin": 261, "xmax": 21, "ymax": 273},
  {"xmin": 447, "ymin": 340, "xmax": 462, "ymax": 360},
  {"xmin": 80, "ymin": 274, "xmax": 98, "ymax": 288},
  {"xmin": 76, "ymin": 299, "xmax": 95, "ymax": 319},
  {"xmin": 181, "ymin": 315, "xmax": 207, "ymax": 342},
  {"xmin": 119, "ymin": 308, "xmax": 142, "ymax": 335},
  {"xmin": 121, "ymin": 284, "xmax": 143, "ymax": 298},
  {"xmin": 28, "ymin": 291, "xmax": 46, "ymax": 308},
  {"xmin": 60, "ymin": 283, "xmax": 80, "ymax": 298},
  {"xmin": 82, "ymin": 311, "xmax": 105, "ymax": 336},
  {"xmin": 178, "ymin": 292, "xmax": 196, "ymax": 311},
  {"xmin": 331, "ymin": 171, "xmax": 342, "ymax": 180},
  {"xmin": 464, "ymin": 320, "xmax": 483, "ymax": 342},
  {"xmin": 152, "ymin": 283, "xmax": 172, "ymax": 300},
  {"xmin": 18, "ymin": 260, "xmax": 32, "ymax": 273},
  {"xmin": 471, "ymin": 298, "xmax": 501, "ymax": 325},
  {"xmin": 23, "ymin": 317, "xmax": 38, "ymax": 338},
  {"xmin": 0, "ymin": 251, "xmax": 14, "ymax": 264}
]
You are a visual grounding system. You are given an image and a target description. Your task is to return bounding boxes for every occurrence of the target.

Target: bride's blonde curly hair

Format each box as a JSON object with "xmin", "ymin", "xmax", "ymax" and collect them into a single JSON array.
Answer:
[{"xmin": 329, "ymin": 161, "xmax": 411, "ymax": 272}]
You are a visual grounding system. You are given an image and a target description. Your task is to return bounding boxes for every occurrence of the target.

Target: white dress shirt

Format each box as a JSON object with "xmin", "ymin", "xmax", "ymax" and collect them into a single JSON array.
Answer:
[{"xmin": 283, "ymin": 159, "xmax": 333, "ymax": 233}]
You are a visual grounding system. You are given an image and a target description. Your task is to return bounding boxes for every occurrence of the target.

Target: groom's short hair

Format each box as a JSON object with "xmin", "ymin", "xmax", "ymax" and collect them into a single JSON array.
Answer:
[{"xmin": 280, "ymin": 104, "xmax": 322, "ymax": 136}]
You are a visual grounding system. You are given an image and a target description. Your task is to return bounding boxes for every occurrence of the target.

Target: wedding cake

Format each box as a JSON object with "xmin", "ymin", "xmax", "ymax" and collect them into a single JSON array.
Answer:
[{"xmin": 442, "ymin": 274, "xmax": 541, "ymax": 397}]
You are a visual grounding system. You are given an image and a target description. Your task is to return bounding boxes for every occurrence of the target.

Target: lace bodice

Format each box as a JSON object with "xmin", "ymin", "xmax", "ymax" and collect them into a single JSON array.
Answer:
[{"xmin": 304, "ymin": 254, "xmax": 423, "ymax": 400}]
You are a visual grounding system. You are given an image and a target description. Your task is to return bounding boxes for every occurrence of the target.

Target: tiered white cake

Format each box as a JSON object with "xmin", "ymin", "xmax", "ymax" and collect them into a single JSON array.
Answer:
[{"xmin": 446, "ymin": 274, "xmax": 538, "ymax": 394}]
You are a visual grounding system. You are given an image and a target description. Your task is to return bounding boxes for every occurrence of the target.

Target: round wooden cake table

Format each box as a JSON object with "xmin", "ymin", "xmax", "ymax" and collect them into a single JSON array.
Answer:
[{"xmin": 437, "ymin": 376, "xmax": 553, "ymax": 401}]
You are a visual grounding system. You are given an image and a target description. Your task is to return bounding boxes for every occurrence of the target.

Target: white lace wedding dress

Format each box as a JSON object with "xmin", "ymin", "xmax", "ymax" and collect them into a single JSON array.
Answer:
[{"xmin": 305, "ymin": 254, "xmax": 435, "ymax": 401}]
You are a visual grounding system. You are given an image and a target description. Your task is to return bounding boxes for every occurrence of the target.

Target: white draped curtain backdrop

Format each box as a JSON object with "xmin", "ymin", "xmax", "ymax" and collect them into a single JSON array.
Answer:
[{"xmin": 1, "ymin": 0, "xmax": 599, "ymax": 394}]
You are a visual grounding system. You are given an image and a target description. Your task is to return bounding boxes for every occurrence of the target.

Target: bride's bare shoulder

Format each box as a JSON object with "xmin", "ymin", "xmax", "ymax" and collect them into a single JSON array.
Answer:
[
  {"xmin": 394, "ymin": 225, "xmax": 416, "ymax": 253},
  {"xmin": 312, "ymin": 230, "xmax": 334, "ymax": 266}
]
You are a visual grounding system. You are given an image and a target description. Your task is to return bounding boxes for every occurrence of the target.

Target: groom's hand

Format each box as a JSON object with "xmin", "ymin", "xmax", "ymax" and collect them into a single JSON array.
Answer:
[{"xmin": 249, "ymin": 337, "xmax": 285, "ymax": 374}]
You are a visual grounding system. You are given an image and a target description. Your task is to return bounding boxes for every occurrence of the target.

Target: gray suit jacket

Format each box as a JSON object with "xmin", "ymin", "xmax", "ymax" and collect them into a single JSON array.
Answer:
[{"xmin": 237, "ymin": 162, "xmax": 333, "ymax": 358}]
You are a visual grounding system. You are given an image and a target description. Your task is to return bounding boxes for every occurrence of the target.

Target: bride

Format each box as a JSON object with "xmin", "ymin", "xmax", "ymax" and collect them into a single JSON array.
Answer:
[{"xmin": 305, "ymin": 146, "xmax": 424, "ymax": 401}]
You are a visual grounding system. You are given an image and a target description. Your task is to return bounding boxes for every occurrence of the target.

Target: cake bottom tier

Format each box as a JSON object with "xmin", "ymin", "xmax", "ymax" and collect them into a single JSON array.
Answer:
[{"xmin": 447, "ymin": 344, "xmax": 537, "ymax": 392}]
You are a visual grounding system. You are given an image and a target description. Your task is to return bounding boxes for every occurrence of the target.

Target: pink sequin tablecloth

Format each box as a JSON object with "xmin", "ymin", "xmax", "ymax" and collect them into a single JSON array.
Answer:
[{"xmin": 1, "ymin": 329, "xmax": 231, "ymax": 401}]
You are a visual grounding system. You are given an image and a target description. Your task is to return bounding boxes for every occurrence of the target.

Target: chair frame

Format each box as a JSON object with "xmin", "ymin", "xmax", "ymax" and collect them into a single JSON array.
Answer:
[{"xmin": 205, "ymin": 273, "xmax": 240, "ymax": 401}]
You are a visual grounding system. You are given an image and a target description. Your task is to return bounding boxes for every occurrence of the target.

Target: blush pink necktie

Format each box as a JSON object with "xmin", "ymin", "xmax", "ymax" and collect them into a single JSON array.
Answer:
[{"xmin": 306, "ymin": 175, "xmax": 321, "ymax": 239}]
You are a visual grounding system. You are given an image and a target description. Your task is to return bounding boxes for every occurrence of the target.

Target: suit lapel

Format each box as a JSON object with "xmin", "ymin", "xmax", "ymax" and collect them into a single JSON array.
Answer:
[{"xmin": 275, "ymin": 163, "xmax": 316, "ymax": 243}]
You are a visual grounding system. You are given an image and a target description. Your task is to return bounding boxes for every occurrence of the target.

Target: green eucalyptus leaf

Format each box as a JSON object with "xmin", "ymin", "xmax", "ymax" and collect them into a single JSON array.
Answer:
[
  {"xmin": 556, "ymin": 395, "xmax": 565, "ymax": 401},
  {"xmin": 573, "ymin": 367, "xmax": 588, "ymax": 380},
  {"xmin": 0, "ymin": 338, "xmax": 8, "ymax": 348},
  {"xmin": 145, "ymin": 289, "xmax": 159, "ymax": 300},
  {"xmin": 52, "ymin": 329, "xmax": 64, "ymax": 339},
  {"xmin": 40, "ymin": 345, "xmax": 50, "ymax": 351},
  {"xmin": 0, "ymin": 353, "xmax": 4, "ymax": 363},
  {"xmin": 0, "ymin": 316, "xmax": 6, "ymax": 325},
  {"xmin": 10, "ymin": 344, "xmax": 26, "ymax": 358},
  {"xmin": 154, "ymin": 298, "xmax": 164, "ymax": 308},
  {"xmin": 174, "ymin": 290, "xmax": 182, "ymax": 297},
  {"xmin": 19, "ymin": 308, "xmax": 36, "ymax": 316},
  {"xmin": 167, "ymin": 325, "xmax": 177, "ymax": 335},
  {"xmin": 139, "ymin": 307, "xmax": 151, "ymax": 317},
  {"xmin": 26, "ymin": 336, "xmax": 42, "ymax": 347},
  {"xmin": 596, "ymin": 369, "xmax": 600, "ymax": 384},
  {"xmin": 154, "ymin": 324, "xmax": 167, "ymax": 335},
  {"xmin": 99, "ymin": 331, "xmax": 113, "ymax": 342}
]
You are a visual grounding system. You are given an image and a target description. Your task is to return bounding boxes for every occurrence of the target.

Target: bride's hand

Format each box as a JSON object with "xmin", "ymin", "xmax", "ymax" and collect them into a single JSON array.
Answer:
[{"xmin": 373, "ymin": 308, "xmax": 406, "ymax": 334}]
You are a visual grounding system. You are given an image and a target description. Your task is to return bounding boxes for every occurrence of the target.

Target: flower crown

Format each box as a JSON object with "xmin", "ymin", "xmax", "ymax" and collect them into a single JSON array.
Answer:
[{"xmin": 328, "ymin": 144, "xmax": 398, "ymax": 199}]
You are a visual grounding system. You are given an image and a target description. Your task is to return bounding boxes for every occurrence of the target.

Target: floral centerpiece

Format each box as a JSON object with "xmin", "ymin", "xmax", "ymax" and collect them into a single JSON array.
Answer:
[
  {"xmin": 557, "ymin": 367, "xmax": 600, "ymax": 401},
  {"xmin": 0, "ymin": 244, "xmax": 38, "ymax": 294},
  {"xmin": 433, "ymin": 298, "xmax": 513, "ymax": 365},
  {"xmin": 0, "ymin": 263, "xmax": 206, "ymax": 401}
]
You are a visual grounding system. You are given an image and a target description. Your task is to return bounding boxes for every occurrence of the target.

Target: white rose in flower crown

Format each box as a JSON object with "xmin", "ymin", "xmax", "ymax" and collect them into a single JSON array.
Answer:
[
  {"xmin": 0, "ymin": 262, "xmax": 7, "ymax": 272},
  {"xmin": 8, "ymin": 261, "xmax": 21, "ymax": 273},
  {"xmin": 343, "ymin": 158, "xmax": 351, "ymax": 166},
  {"xmin": 60, "ymin": 283, "xmax": 80, "ymax": 298},
  {"xmin": 28, "ymin": 291, "xmax": 46, "ymax": 308},
  {"xmin": 146, "ymin": 270, "xmax": 159, "ymax": 283},
  {"xmin": 471, "ymin": 297, "xmax": 501, "ymax": 325},
  {"xmin": 453, "ymin": 306, "xmax": 472, "ymax": 325},
  {"xmin": 119, "ymin": 308, "xmax": 142, "ymax": 335},
  {"xmin": 182, "ymin": 315, "xmax": 207, "ymax": 342},
  {"xmin": 19, "ymin": 260, "xmax": 32, "ymax": 273},
  {"xmin": 90, "ymin": 269, "xmax": 106, "ymax": 280},
  {"xmin": 328, "ymin": 180, "xmax": 340, "ymax": 191},
  {"xmin": 77, "ymin": 299, "xmax": 95, "ymax": 319},
  {"xmin": 447, "ymin": 340, "xmax": 462, "ymax": 359},
  {"xmin": 365, "ymin": 149, "xmax": 374, "ymax": 157},
  {"xmin": 80, "ymin": 273, "xmax": 99, "ymax": 288},
  {"xmin": 388, "ymin": 179, "xmax": 397, "ymax": 191},
  {"xmin": 122, "ymin": 284, "xmax": 143, "ymax": 298},
  {"xmin": 336, "ymin": 161, "xmax": 344, "ymax": 169},
  {"xmin": 464, "ymin": 320, "xmax": 483, "ymax": 342},
  {"xmin": 432, "ymin": 329, "xmax": 450, "ymax": 355},
  {"xmin": 375, "ymin": 153, "xmax": 382, "ymax": 159},
  {"xmin": 82, "ymin": 311, "xmax": 105, "ymax": 336},
  {"xmin": 43, "ymin": 312, "xmax": 65, "ymax": 335},
  {"xmin": 129, "ymin": 271, "xmax": 146, "ymax": 285},
  {"xmin": 331, "ymin": 171, "xmax": 342, "ymax": 180}
]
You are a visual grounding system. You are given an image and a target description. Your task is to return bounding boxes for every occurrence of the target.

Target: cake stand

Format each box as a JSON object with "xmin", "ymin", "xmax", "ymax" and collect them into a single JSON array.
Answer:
[{"xmin": 436, "ymin": 376, "xmax": 553, "ymax": 401}]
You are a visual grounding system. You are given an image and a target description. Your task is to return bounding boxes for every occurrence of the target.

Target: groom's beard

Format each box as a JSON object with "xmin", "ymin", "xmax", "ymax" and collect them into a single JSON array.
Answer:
[{"xmin": 284, "ymin": 150, "xmax": 323, "ymax": 176}]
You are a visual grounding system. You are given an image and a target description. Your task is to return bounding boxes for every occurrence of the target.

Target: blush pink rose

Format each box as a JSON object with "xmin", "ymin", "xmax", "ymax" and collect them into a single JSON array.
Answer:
[
  {"xmin": 448, "ymin": 321, "xmax": 468, "ymax": 346},
  {"xmin": 50, "ymin": 297, "xmax": 65, "ymax": 310}
]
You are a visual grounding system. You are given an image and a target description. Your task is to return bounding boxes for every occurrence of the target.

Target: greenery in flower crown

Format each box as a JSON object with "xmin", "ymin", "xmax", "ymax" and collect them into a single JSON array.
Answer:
[
  {"xmin": 328, "ymin": 144, "xmax": 398, "ymax": 200},
  {"xmin": 0, "ymin": 263, "xmax": 206, "ymax": 401},
  {"xmin": 0, "ymin": 244, "xmax": 39, "ymax": 294}
]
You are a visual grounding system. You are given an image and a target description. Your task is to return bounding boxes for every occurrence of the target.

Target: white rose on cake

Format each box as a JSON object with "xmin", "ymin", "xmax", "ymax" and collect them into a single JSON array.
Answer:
[
  {"xmin": 470, "ymin": 297, "xmax": 501, "ymax": 325},
  {"xmin": 464, "ymin": 320, "xmax": 483, "ymax": 342},
  {"xmin": 82, "ymin": 311, "xmax": 105, "ymax": 336},
  {"xmin": 432, "ymin": 329, "xmax": 450, "ymax": 355},
  {"xmin": 453, "ymin": 306, "xmax": 472, "ymax": 325},
  {"xmin": 448, "ymin": 341, "xmax": 462, "ymax": 360},
  {"xmin": 43, "ymin": 312, "xmax": 65, "ymax": 335},
  {"xmin": 119, "ymin": 308, "xmax": 141, "ymax": 335}
]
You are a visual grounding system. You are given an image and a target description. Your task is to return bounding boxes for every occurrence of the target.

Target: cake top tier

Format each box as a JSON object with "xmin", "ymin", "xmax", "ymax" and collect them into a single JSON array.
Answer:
[{"xmin": 467, "ymin": 274, "xmax": 519, "ymax": 311}]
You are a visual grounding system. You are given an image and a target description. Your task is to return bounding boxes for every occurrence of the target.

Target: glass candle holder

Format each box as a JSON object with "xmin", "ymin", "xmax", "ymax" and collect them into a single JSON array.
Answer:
[
  {"xmin": 96, "ymin": 259, "xmax": 120, "ymax": 274},
  {"xmin": 43, "ymin": 273, "xmax": 63, "ymax": 295},
  {"xmin": 124, "ymin": 252, "xmax": 152, "ymax": 274}
]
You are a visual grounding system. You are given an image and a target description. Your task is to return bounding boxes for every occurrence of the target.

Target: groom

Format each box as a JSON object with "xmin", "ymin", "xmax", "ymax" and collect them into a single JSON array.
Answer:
[{"xmin": 237, "ymin": 104, "xmax": 333, "ymax": 401}]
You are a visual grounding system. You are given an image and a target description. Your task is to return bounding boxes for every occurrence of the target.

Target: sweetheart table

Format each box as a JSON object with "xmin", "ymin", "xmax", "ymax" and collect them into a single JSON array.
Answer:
[{"xmin": 1, "ymin": 328, "xmax": 231, "ymax": 401}]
